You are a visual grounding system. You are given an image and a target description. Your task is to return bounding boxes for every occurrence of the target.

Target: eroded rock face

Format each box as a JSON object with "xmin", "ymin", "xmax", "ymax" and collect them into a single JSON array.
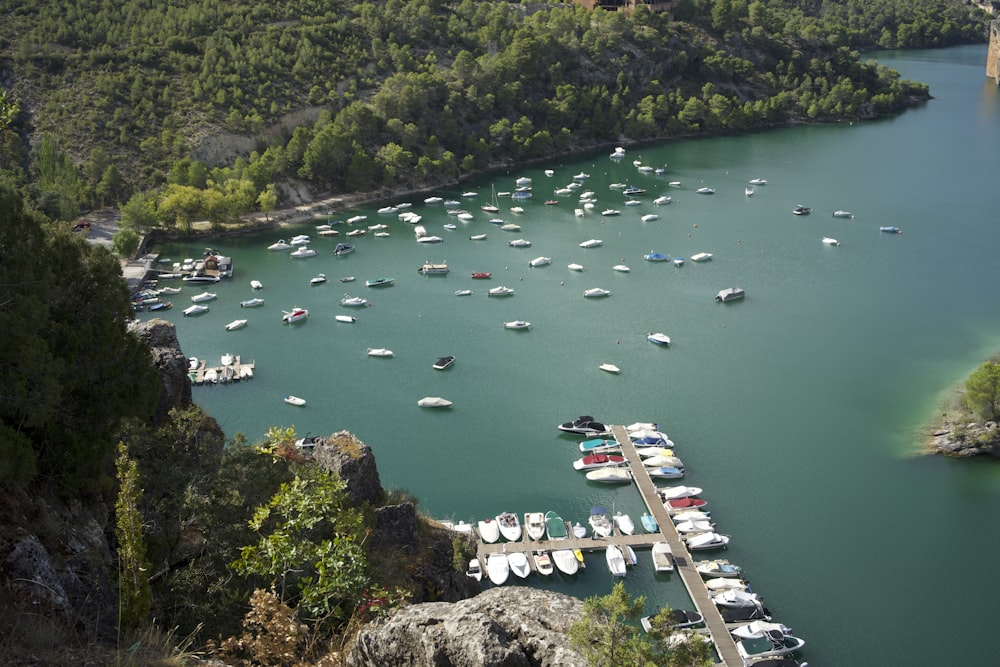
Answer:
[
  {"xmin": 313, "ymin": 431, "xmax": 382, "ymax": 505},
  {"xmin": 346, "ymin": 587, "xmax": 584, "ymax": 667},
  {"xmin": 930, "ymin": 421, "xmax": 1000, "ymax": 457},
  {"xmin": 129, "ymin": 318, "xmax": 192, "ymax": 423}
]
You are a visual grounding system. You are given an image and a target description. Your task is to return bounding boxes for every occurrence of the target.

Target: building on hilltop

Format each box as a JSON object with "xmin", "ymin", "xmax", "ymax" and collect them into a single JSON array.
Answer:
[{"xmin": 573, "ymin": 0, "xmax": 674, "ymax": 14}]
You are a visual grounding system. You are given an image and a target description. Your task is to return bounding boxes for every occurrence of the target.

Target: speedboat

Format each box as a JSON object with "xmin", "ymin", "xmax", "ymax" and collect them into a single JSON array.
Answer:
[
  {"xmin": 736, "ymin": 631, "xmax": 805, "ymax": 661},
  {"xmin": 716, "ymin": 287, "xmax": 746, "ymax": 302},
  {"xmin": 528, "ymin": 256, "xmax": 552, "ymax": 267},
  {"xmin": 507, "ymin": 551, "xmax": 531, "ymax": 579},
  {"xmin": 466, "ymin": 558, "xmax": 482, "ymax": 582},
  {"xmin": 340, "ymin": 276, "xmax": 356, "ymax": 283},
  {"xmin": 471, "ymin": 272, "xmax": 492, "ymax": 279},
  {"xmin": 572, "ymin": 172, "xmax": 590, "ymax": 180},
  {"xmin": 613, "ymin": 512, "xmax": 635, "ymax": 535},
  {"xmin": 647, "ymin": 466, "xmax": 685, "ymax": 479},
  {"xmin": 670, "ymin": 511, "xmax": 711, "ymax": 523},
  {"xmin": 469, "ymin": 233, "xmax": 488, "ymax": 241},
  {"xmin": 601, "ymin": 209, "xmax": 621, "ymax": 216},
  {"xmin": 365, "ymin": 277, "xmax": 395, "ymax": 287},
  {"xmin": 567, "ymin": 263, "xmax": 585, "ymax": 272},
  {"xmin": 745, "ymin": 186, "xmax": 755, "ymax": 197},
  {"xmin": 647, "ymin": 332, "xmax": 671, "ymax": 346},
  {"xmin": 705, "ymin": 577, "xmax": 749, "ymax": 592},
  {"xmin": 190, "ymin": 291, "xmax": 217, "ymax": 303},
  {"xmin": 657, "ymin": 485, "xmax": 703, "ymax": 501},
  {"xmin": 225, "ymin": 319, "xmax": 247, "ymax": 332},
  {"xmin": 833, "ymin": 209, "xmax": 855, "ymax": 218},
  {"xmin": 641, "ymin": 513, "xmax": 659, "ymax": 533},
  {"xmin": 640, "ymin": 214, "xmax": 659, "ymax": 222},
  {"xmin": 485, "ymin": 553, "xmax": 509, "ymax": 585},
  {"xmin": 508, "ymin": 238, "xmax": 532, "ymax": 248},
  {"xmin": 367, "ymin": 348, "xmax": 394, "ymax": 358},
  {"xmin": 651, "ymin": 542, "xmax": 674, "ymax": 572},
  {"xmin": 612, "ymin": 264, "xmax": 630, "ymax": 272},
  {"xmin": 544, "ymin": 511, "xmax": 568, "ymax": 540},
  {"xmin": 478, "ymin": 518, "xmax": 500, "ymax": 543},
  {"xmin": 524, "ymin": 512, "xmax": 546, "ymax": 541},
  {"xmin": 689, "ymin": 252, "xmax": 713, "ymax": 262},
  {"xmin": 333, "ymin": 242, "xmax": 355, "ymax": 256},
  {"xmin": 424, "ymin": 196, "xmax": 443, "ymax": 205},
  {"xmin": 579, "ymin": 238, "xmax": 603, "ymax": 248},
  {"xmin": 282, "ymin": 307, "xmax": 309, "ymax": 324},
  {"xmin": 653, "ymin": 195, "xmax": 672, "ymax": 205},
  {"xmin": 731, "ymin": 620, "xmax": 794, "ymax": 642},
  {"xmin": 504, "ymin": 320, "xmax": 531, "ymax": 330},
  {"xmin": 713, "ymin": 588, "xmax": 762, "ymax": 608},
  {"xmin": 599, "ymin": 363, "xmax": 620, "ymax": 373},
  {"xmin": 290, "ymin": 246, "xmax": 317, "ymax": 258},
  {"xmin": 822, "ymin": 237, "xmax": 841, "ymax": 246},
  {"xmin": 267, "ymin": 240, "xmax": 292, "ymax": 251},
  {"xmin": 643, "ymin": 455, "xmax": 684, "ymax": 469},
  {"xmin": 685, "ymin": 532, "xmax": 730, "ymax": 550},
  {"xmin": 588, "ymin": 507, "xmax": 613, "ymax": 538},
  {"xmin": 340, "ymin": 294, "xmax": 369, "ymax": 307},
  {"xmin": 572, "ymin": 452, "xmax": 625, "ymax": 471},
  {"xmin": 623, "ymin": 186, "xmax": 646, "ymax": 195},
  {"xmin": 696, "ymin": 187, "xmax": 715, "ymax": 194},
  {"xmin": 558, "ymin": 416, "xmax": 608, "ymax": 436},
  {"xmin": 551, "ymin": 549, "xmax": 578, "ymax": 575},
  {"xmin": 664, "ymin": 497, "xmax": 708, "ymax": 513},
  {"xmin": 533, "ymin": 551, "xmax": 553, "ymax": 576},
  {"xmin": 283, "ymin": 395, "xmax": 306, "ymax": 406},
  {"xmin": 572, "ymin": 522, "xmax": 587, "ymax": 539},
  {"xmin": 346, "ymin": 215, "xmax": 367, "ymax": 224},
  {"xmin": 674, "ymin": 519, "xmax": 715, "ymax": 534},
  {"xmin": 496, "ymin": 511, "xmax": 522, "ymax": 542},
  {"xmin": 639, "ymin": 609, "xmax": 705, "ymax": 633},
  {"xmin": 289, "ymin": 234, "xmax": 310, "ymax": 245},
  {"xmin": 722, "ymin": 602, "xmax": 772, "ymax": 623},
  {"xmin": 417, "ymin": 261, "xmax": 449, "ymax": 275},
  {"xmin": 584, "ymin": 287, "xmax": 611, "ymax": 298},
  {"xmin": 880, "ymin": 225, "xmax": 901, "ymax": 233},
  {"xmin": 748, "ymin": 178, "xmax": 768, "ymax": 186},
  {"xmin": 250, "ymin": 279, "xmax": 263, "ymax": 290},
  {"xmin": 644, "ymin": 251, "xmax": 670, "ymax": 262},
  {"xmin": 500, "ymin": 223, "xmax": 521, "ymax": 231},
  {"xmin": 148, "ymin": 301, "xmax": 172, "ymax": 311},
  {"xmin": 416, "ymin": 235, "xmax": 442, "ymax": 243},
  {"xmin": 182, "ymin": 304, "xmax": 209, "ymax": 316},
  {"xmin": 605, "ymin": 545, "xmax": 627, "ymax": 577},
  {"xmin": 335, "ymin": 315, "xmax": 356, "ymax": 323},
  {"xmin": 310, "ymin": 274, "xmax": 327, "ymax": 285},
  {"xmin": 433, "ymin": 356, "xmax": 455, "ymax": 370},
  {"xmin": 417, "ymin": 396, "xmax": 452, "ymax": 408},
  {"xmin": 579, "ymin": 438, "xmax": 619, "ymax": 453},
  {"xmin": 792, "ymin": 204, "xmax": 812, "ymax": 215},
  {"xmin": 695, "ymin": 559, "xmax": 743, "ymax": 579},
  {"xmin": 488, "ymin": 286, "xmax": 515, "ymax": 296}
]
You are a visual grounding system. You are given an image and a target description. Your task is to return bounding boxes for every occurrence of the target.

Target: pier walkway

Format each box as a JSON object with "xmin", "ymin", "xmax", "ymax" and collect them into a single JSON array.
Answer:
[
  {"xmin": 189, "ymin": 355, "xmax": 255, "ymax": 385},
  {"xmin": 472, "ymin": 425, "xmax": 742, "ymax": 666}
]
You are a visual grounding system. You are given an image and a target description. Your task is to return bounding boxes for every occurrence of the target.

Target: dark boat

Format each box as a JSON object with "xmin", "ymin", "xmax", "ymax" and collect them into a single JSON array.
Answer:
[
  {"xmin": 333, "ymin": 243, "xmax": 355, "ymax": 256},
  {"xmin": 721, "ymin": 602, "xmax": 772, "ymax": 623},
  {"xmin": 792, "ymin": 204, "xmax": 812, "ymax": 215},
  {"xmin": 558, "ymin": 415, "xmax": 609, "ymax": 436},
  {"xmin": 433, "ymin": 356, "xmax": 455, "ymax": 371},
  {"xmin": 640, "ymin": 608, "xmax": 704, "ymax": 633}
]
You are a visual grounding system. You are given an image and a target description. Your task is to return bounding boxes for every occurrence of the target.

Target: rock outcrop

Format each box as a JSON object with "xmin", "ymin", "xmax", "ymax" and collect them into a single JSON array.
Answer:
[
  {"xmin": 346, "ymin": 587, "xmax": 585, "ymax": 667},
  {"xmin": 929, "ymin": 421, "xmax": 1000, "ymax": 457},
  {"xmin": 129, "ymin": 318, "xmax": 192, "ymax": 424},
  {"xmin": 313, "ymin": 431, "xmax": 383, "ymax": 505}
]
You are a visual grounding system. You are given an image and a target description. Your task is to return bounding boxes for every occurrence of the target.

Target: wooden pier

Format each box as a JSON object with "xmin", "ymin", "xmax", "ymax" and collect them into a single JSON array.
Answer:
[
  {"xmin": 189, "ymin": 356, "xmax": 255, "ymax": 385},
  {"xmin": 472, "ymin": 424, "xmax": 743, "ymax": 667}
]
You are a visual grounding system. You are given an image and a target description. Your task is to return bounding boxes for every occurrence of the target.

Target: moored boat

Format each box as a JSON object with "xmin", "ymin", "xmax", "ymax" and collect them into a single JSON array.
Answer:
[
  {"xmin": 533, "ymin": 550, "xmax": 554, "ymax": 576},
  {"xmin": 572, "ymin": 452, "xmax": 626, "ymax": 471},
  {"xmin": 641, "ymin": 513, "xmax": 659, "ymax": 533},
  {"xmin": 281, "ymin": 307, "xmax": 309, "ymax": 324},
  {"xmin": 365, "ymin": 277, "xmax": 395, "ymax": 287},
  {"xmin": 507, "ymin": 551, "xmax": 530, "ymax": 579},
  {"xmin": 833, "ymin": 210, "xmax": 855, "ymax": 218},
  {"xmin": 466, "ymin": 558, "xmax": 482, "ymax": 582},
  {"xmin": 503, "ymin": 320, "xmax": 531, "ymax": 330},
  {"xmin": 283, "ymin": 395, "xmax": 306, "ymax": 406},
  {"xmin": 695, "ymin": 559, "xmax": 743, "ymax": 579},
  {"xmin": 685, "ymin": 532, "xmax": 730, "ymax": 551},
  {"xmin": 880, "ymin": 225, "xmax": 901, "ymax": 233},
  {"xmin": 599, "ymin": 363, "xmax": 620, "ymax": 373},
  {"xmin": 340, "ymin": 294, "xmax": 369, "ymax": 307},
  {"xmin": 524, "ymin": 512, "xmax": 546, "ymax": 541},
  {"xmin": 417, "ymin": 396, "xmax": 452, "ymax": 408},
  {"xmin": 478, "ymin": 518, "xmax": 500, "ymax": 544},
  {"xmin": 190, "ymin": 291, "xmax": 217, "ymax": 303},
  {"xmin": 605, "ymin": 545, "xmax": 627, "ymax": 577},
  {"xmin": 225, "ymin": 319, "xmax": 247, "ymax": 331},
  {"xmin": 613, "ymin": 512, "xmax": 635, "ymax": 535},
  {"xmin": 715, "ymin": 287, "xmax": 745, "ymax": 302},
  {"xmin": 551, "ymin": 549, "xmax": 578, "ymax": 575},
  {"xmin": 367, "ymin": 348, "xmax": 395, "ymax": 358},
  {"xmin": 792, "ymin": 204, "xmax": 812, "ymax": 215},
  {"xmin": 647, "ymin": 332, "xmax": 671, "ymax": 346},
  {"xmin": 736, "ymin": 632, "xmax": 805, "ymax": 661},
  {"xmin": 651, "ymin": 542, "xmax": 674, "ymax": 572},
  {"xmin": 485, "ymin": 553, "xmax": 509, "ymax": 585},
  {"xmin": 433, "ymin": 356, "xmax": 455, "ymax": 370},
  {"xmin": 584, "ymin": 287, "xmax": 611, "ymax": 298},
  {"xmin": 496, "ymin": 511, "xmax": 522, "ymax": 542},
  {"xmin": 644, "ymin": 251, "xmax": 670, "ymax": 262},
  {"xmin": 588, "ymin": 507, "xmax": 613, "ymax": 538},
  {"xmin": 182, "ymin": 304, "xmax": 209, "ymax": 316},
  {"xmin": 488, "ymin": 285, "xmax": 516, "ymax": 297},
  {"xmin": 689, "ymin": 252, "xmax": 713, "ymax": 262},
  {"xmin": 544, "ymin": 511, "xmax": 568, "ymax": 540}
]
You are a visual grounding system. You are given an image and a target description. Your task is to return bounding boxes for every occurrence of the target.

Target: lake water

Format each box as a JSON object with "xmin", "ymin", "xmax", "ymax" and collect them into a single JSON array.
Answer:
[{"xmin": 144, "ymin": 46, "xmax": 1000, "ymax": 665}]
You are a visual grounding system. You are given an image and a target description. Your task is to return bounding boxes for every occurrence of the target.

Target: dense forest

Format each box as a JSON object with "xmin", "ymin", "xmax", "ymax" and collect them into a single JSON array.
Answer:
[{"xmin": 0, "ymin": 0, "xmax": 988, "ymax": 232}]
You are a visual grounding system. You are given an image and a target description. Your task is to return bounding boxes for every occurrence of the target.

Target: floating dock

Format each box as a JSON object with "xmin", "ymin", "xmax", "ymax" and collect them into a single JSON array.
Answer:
[
  {"xmin": 473, "ymin": 424, "xmax": 743, "ymax": 667},
  {"xmin": 189, "ymin": 356, "xmax": 255, "ymax": 385}
]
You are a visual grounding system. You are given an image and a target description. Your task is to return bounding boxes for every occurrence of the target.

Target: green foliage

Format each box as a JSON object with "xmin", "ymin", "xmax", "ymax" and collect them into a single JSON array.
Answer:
[
  {"xmin": 568, "ymin": 582, "xmax": 711, "ymax": 667},
  {"xmin": 115, "ymin": 441, "xmax": 152, "ymax": 632},
  {"xmin": 965, "ymin": 360, "xmax": 1000, "ymax": 421},
  {"xmin": 113, "ymin": 227, "xmax": 140, "ymax": 257}
]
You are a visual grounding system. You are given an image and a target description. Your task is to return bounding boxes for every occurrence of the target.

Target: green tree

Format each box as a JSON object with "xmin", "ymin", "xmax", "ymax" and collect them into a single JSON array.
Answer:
[
  {"xmin": 121, "ymin": 190, "xmax": 158, "ymax": 232},
  {"xmin": 965, "ymin": 360, "xmax": 1000, "ymax": 421},
  {"xmin": 113, "ymin": 227, "xmax": 140, "ymax": 257},
  {"xmin": 115, "ymin": 441, "xmax": 152, "ymax": 632},
  {"xmin": 257, "ymin": 184, "xmax": 277, "ymax": 221}
]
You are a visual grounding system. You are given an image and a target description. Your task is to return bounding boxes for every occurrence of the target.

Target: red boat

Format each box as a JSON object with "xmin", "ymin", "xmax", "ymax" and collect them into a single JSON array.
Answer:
[
  {"xmin": 471, "ymin": 272, "xmax": 492, "ymax": 279},
  {"xmin": 573, "ymin": 453, "xmax": 626, "ymax": 471},
  {"xmin": 544, "ymin": 200, "xmax": 559, "ymax": 205},
  {"xmin": 665, "ymin": 497, "xmax": 708, "ymax": 513}
]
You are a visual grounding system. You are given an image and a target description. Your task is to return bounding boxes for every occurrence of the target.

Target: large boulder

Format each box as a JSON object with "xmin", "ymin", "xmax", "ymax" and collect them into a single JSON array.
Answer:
[
  {"xmin": 346, "ymin": 587, "xmax": 584, "ymax": 667},
  {"xmin": 313, "ymin": 431, "xmax": 382, "ymax": 505},
  {"xmin": 130, "ymin": 318, "xmax": 191, "ymax": 423}
]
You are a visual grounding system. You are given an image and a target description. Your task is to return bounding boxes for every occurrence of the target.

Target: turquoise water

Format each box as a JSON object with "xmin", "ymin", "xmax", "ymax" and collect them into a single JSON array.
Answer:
[{"xmin": 143, "ymin": 46, "xmax": 1000, "ymax": 665}]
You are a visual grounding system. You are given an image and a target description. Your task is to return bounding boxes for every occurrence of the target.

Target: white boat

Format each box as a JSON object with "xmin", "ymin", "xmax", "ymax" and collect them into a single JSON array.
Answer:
[
  {"xmin": 424, "ymin": 196, "xmax": 443, "ymax": 205},
  {"xmin": 579, "ymin": 238, "xmax": 603, "ymax": 248},
  {"xmin": 647, "ymin": 332, "xmax": 671, "ymax": 346},
  {"xmin": 250, "ymin": 279, "xmax": 263, "ymax": 290},
  {"xmin": 220, "ymin": 352, "xmax": 234, "ymax": 366},
  {"xmin": 696, "ymin": 187, "xmax": 715, "ymax": 194},
  {"xmin": 533, "ymin": 550, "xmax": 553, "ymax": 576},
  {"xmin": 704, "ymin": 577, "xmax": 749, "ymax": 592},
  {"xmin": 281, "ymin": 307, "xmax": 309, "ymax": 324},
  {"xmin": 416, "ymin": 235, "xmax": 443, "ymax": 243},
  {"xmin": 529, "ymin": 256, "xmax": 552, "ymax": 267},
  {"xmin": 334, "ymin": 315, "xmax": 357, "ymax": 323},
  {"xmin": 571, "ymin": 522, "xmax": 587, "ymax": 539},
  {"xmin": 573, "ymin": 172, "xmax": 590, "ymax": 180},
  {"xmin": 685, "ymin": 532, "xmax": 730, "ymax": 550},
  {"xmin": 544, "ymin": 169, "xmax": 554, "ymax": 176},
  {"xmin": 283, "ymin": 395, "xmax": 306, "ymax": 406},
  {"xmin": 601, "ymin": 209, "xmax": 621, "ymax": 216},
  {"xmin": 417, "ymin": 396, "xmax": 452, "ymax": 408},
  {"xmin": 376, "ymin": 206, "xmax": 397, "ymax": 215},
  {"xmin": 489, "ymin": 286, "xmax": 515, "ymax": 297},
  {"xmin": 640, "ymin": 214, "xmax": 659, "ymax": 222},
  {"xmin": 551, "ymin": 549, "xmax": 579, "ymax": 575},
  {"xmin": 500, "ymin": 223, "xmax": 521, "ymax": 231},
  {"xmin": 584, "ymin": 287, "xmax": 611, "ymax": 298},
  {"xmin": 612, "ymin": 264, "xmax": 630, "ymax": 272},
  {"xmin": 644, "ymin": 251, "xmax": 669, "ymax": 262},
  {"xmin": 671, "ymin": 511, "xmax": 711, "ymax": 524},
  {"xmin": 613, "ymin": 512, "xmax": 635, "ymax": 535},
  {"xmin": 713, "ymin": 588, "xmax": 761, "ymax": 608},
  {"xmin": 496, "ymin": 512, "xmax": 521, "ymax": 541},
  {"xmin": 715, "ymin": 287, "xmax": 746, "ymax": 302},
  {"xmin": 745, "ymin": 186, "xmax": 755, "ymax": 197},
  {"xmin": 737, "ymin": 633, "xmax": 805, "ymax": 661},
  {"xmin": 651, "ymin": 542, "xmax": 674, "ymax": 572},
  {"xmin": 653, "ymin": 195, "xmax": 672, "ymax": 205},
  {"xmin": 695, "ymin": 559, "xmax": 743, "ymax": 579},
  {"xmin": 504, "ymin": 320, "xmax": 531, "ymax": 330},
  {"xmin": 290, "ymin": 246, "xmax": 317, "ymax": 258},
  {"xmin": 690, "ymin": 252, "xmax": 713, "ymax": 262},
  {"xmin": 469, "ymin": 233, "xmax": 488, "ymax": 241},
  {"xmin": 225, "ymin": 319, "xmax": 247, "ymax": 331},
  {"xmin": 203, "ymin": 368, "xmax": 218, "ymax": 384},
  {"xmin": 346, "ymin": 215, "xmax": 367, "ymax": 224},
  {"xmin": 454, "ymin": 289, "xmax": 473, "ymax": 296},
  {"xmin": 599, "ymin": 363, "xmax": 620, "ymax": 374},
  {"xmin": 190, "ymin": 291, "xmax": 217, "ymax": 303},
  {"xmin": 673, "ymin": 257, "xmax": 685, "ymax": 266},
  {"xmin": 605, "ymin": 545, "xmax": 627, "ymax": 577},
  {"xmin": 486, "ymin": 553, "xmax": 509, "ymax": 585},
  {"xmin": 417, "ymin": 261, "xmax": 449, "ymax": 275},
  {"xmin": 731, "ymin": 620, "xmax": 793, "ymax": 641},
  {"xmin": 585, "ymin": 468, "xmax": 632, "ymax": 483},
  {"xmin": 568, "ymin": 263, "xmax": 585, "ymax": 271},
  {"xmin": 239, "ymin": 366, "xmax": 253, "ymax": 380},
  {"xmin": 668, "ymin": 181, "xmax": 682, "ymax": 188},
  {"xmin": 508, "ymin": 238, "xmax": 532, "ymax": 248},
  {"xmin": 507, "ymin": 552, "xmax": 530, "ymax": 579},
  {"xmin": 340, "ymin": 294, "xmax": 369, "ymax": 307},
  {"xmin": 510, "ymin": 206, "xmax": 524, "ymax": 214},
  {"xmin": 589, "ymin": 507, "xmax": 613, "ymax": 538},
  {"xmin": 478, "ymin": 518, "xmax": 500, "ymax": 543},
  {"xmin": 674, "ymin": 519, "xmax": 715, "ymax": 534},
  {"xmin": 648, "ymin": 466, "xmax": 685, "ymax": 479},
  {"xmin": 748, "ymin": 178, "xmax": 768, "ymax": 186},
  {"xmin": 657, "ymin": 485, "xmax": 703, "ymax": 500},
  {"xmin": 822, "ymin": 237, "xmax": 841, "ymax": 246},
  {"xmin": 367, "ymin": 348, "xmax": 394, "ymax": 358},
  {"xmin": 289, "ymin": 234, "xmax": 310, "ymax": 245},
  {"xmin": 310, "ymin": 273, "xmax": 327, "ymax": 285},
  {"xmin": 182, "ymin": 304, "xmax": 209, "ymax": 316},
  {"xmin": 643, "ymin": 455, "xmax": 684, "ymax": 469},
  {"xmin": 266, "ymin": 240, "xmax": 292, "ymax": 251},
  {"xmin": 524, "ymin": 512, "xmax": 546, "ymax": 541},
  {"xmin": 574, "ymin": 208, "xmax": 585, "ymax": 217},
  {"xmin": 833, "ymin": 210, "xmax": 855, "ymax": 218},
  {"xmin": 466, "ymin": 558, "xmax": 482, "ymax": 582}
]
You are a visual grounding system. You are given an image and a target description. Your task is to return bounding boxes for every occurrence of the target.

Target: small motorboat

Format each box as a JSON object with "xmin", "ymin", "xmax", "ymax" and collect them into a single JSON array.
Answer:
[
  {"xmin": 225, "ymin": 319, "xmax": 248, "ymax": 331},
  {"xmin": 433, "ymin": 356, "xmax": 455, "ymax": 370},
  {"xmin": 496, "ymin": 511, "xmax": 522, "ymax": 542},
  {"xmin": 524, "ymin": 512, "xmax": 546, "ymax": 541},
  {"xmin": 657, "ymin": 485, "xmax": 703, "ymax": 501},
  {"xmin": 579, "ymin": 438, "xmax": 619, "ymax": 453},
  {"xmin": 639, "ymin": 609, "xmax": 705, "ymax": 633},
  {"xmin": 424, "ymin": 196, "xmax": 443, "ymax": 205},
  {"xmin": 488, "ymin": 286, "xmax": 515, "ymax": 296},
  {"xmin": 500, "ymin": 223, "xmax": 521, "ymax": 231},
  {"xmin": 573, "ymin": 172, "xmax": 590, "ymax": 180},
  {"xmin": 250, "ymin": 279, "xmax": 263, "ymax": 290},
  {"xmin": 478, "ymin": 518, "xmax": 500, "ymax": 543},
  {"xmin": 792, "ymin": 204, "xmax": 812, "ymax": 215},
  {"xmin": 579, "ymin": 238, "xmax": 603, "ymax": 248},
  {"xmin": 670, "ymin": 510, "xmax": 711, "ymax": 524},
  {"xmin": 696, "ymin": 187, "xmax": 715, "ymax": 194},
  {"xmin": 644, "ymin": 251, "xmax": 670, "ymax": 262},
  {"xmin": 182, "ymin": 304, "xmax": 209, "ymax": 316},
  {"xmin": 346, "ymin": 215, "xmax": 367, "ymax": 224},
  {"xmin": 647, "ymin": 332, "xmax": 671, "ymax": 346},
  {"xmin": 588, "ymin": 507, "xmax": 613, "ymax": 538},
  {"xmin": 454, "ymin": 289, "xmax": 473, "ymax": 297},
  {"xmin": 533, "ymin": 551, "xmax": 554, "ymax": 576},
  {"xmin": 416, "ymin": 235, "xmax": 442, "ymax": 243},
  {"xmin": 267, "ymin": 240, "xmax": 292, "ymax": 251},
  {"xmin": 605, "ymin": 545, "xmax": 627, "ymax": 577},
  {"xmin": 545, "ymin": 511, "xmax": 569, "ymax": 540},
  {"xmin": 640, "ymin": 213, "xmax": 659, "ymax": 222},
  {"xmin": 504, "ymin": 320, "xmax": 531, "ymax": 330},
  {"xmin": 466, "ymin": 558, "xmax": 482, "ymax": 582},
  {"xmin": 469, "ymin": 233, "xmax": 488, "ymax": 241},
  {"xmin": 705, "ymin": 577, "xmax": 749, "ymax": 592},
  {"xmin": 689, "ymin": 252, "xmax": 713, "ymax": 262},
  {"xmin": 310, "ymin": 273, "xmax": 327, "ymax": 285},
  {"xmin": 572, "ymin": 453, "xmax": 625, "ymax": 471},
  {"xmin": 340, "ymin": 294, "xmax": 369, "ymax": 307},
  {"xmin": 334, "ymin": 315, "xmax": 356, "ymax": 323},
  {"xmin": 695, "ymin": 559, "xmax": 743, "ymax": 579},
  {"xmin": 584, "ymin": 287, "xmax": 611, "ymax": 298},
  {"xmin": 559, "ymin": 416, "xmax": 609, "ymax": 436},
  {"xmin": 148, "ymin": 301, "xmax": 172, "ymax": 311},
  {"xmin": 731, "ymin": 620, "xmax": 794, "ymax": 642},
  {"xmin": 508, "ymin": 238, "xmax": 532, "ymax": 248},
  {"xmin": 365, "ymin": 277, "xmax": 395, "ymax": 288},
  {"xmin": 641, "ymin": 513, "xmax": 659, "ymax": 533},
  {"xmin": 653, "ymin": 195, "xmax": 672, "ymax": 205},
  {"xmin": 568, "ymin": 263, "xmax": 585, "ymax": 271},
  {"xmin": 748, "ymin": 178, "xmax": 768, "ymax": 186},
  {"xmin": 880, "ymin": 225, "xmax": 902, "ymax": 233},
  {"xmin": 651, "ymin": 542, "xmax": 673, "ymax": 572},
  {"xmin": 648, "ymin": 466, "xmax": 685, "ymax": 479},
  {"xmin": 716, "ymin": 287, "xmax": 746, "ymax": 302},
  {"xmin": 665, "ymin": 497, "xmax": 708, "ymax": 513},
  {"xmin": 528, "ymin": 256, "xmax": 552, "ymax": 267},
  {"xmin": 340, "ymin": 276, "xmax": 356, "ymax": 283},
  {"xmin": 367, "ymin": 348, "xmax": 394, "ymax": 358},
  {"xmin": 571, "ymin": 522, "xmax": 587, "ymax": 539},
  {"xmin": 190, "ymin": 291, "xmax": 217, "ymax": 303},
  {"xmin": 685, "ymin": 532, "xmax": 731, "ymax": 551},
  {"xmin": 613, "ymin": 512, "xmax": 635, "ymax": 535},
  {"xmin": 599, "ymin": 363, "xmax": 620, "ymax": 373},
  {"xmin": 417, "ymin": 396, "xmax": 452, "ymax": 408},
  {"xmin": 551, "ymin": 549, "xmax": 579, "ymax": 575},
  {"xmin": 643, "ymin": 455, "xmax": 684, "ymax": 469},
  {"xmin": 289, "ymin": 234, "xmax": 310, "ymax": 245},
  {"xmin": 471, "ymin": 272, "xmax": 492, "ymax": 279},
  {"xmin": 333, "ymin": 243, "xmax": 356, "ymax": 256},
  {"xmin": 713, "ymin": 588, "xmax": 762, "ymax": 609},
  {"xmin": 745, "ymin": 186, "xmax": 755, "ymax": 197},
  {"xmin": 282, "ymin": 307, "xmax": 309, "ymax": 324},
  {"xmin": 485, "ymin": 553, "xmax": 509, "ymax": 585},
  {"xmin": 601, "ymin": 209, "xmax": 621, "ymax": 216},
  {"xmin": 612, "ymin": 264, "xmax": 630, "ymax": 272},
  {"xmin": 290, "ymin": 246, "xmax": 317, "ymax": 258},
  {"xmin": 674, "ymin": 519, "xmax": 715, "ymax": 534},
  {"xmin": 283, "ymin": 395, "xmax": 306, "ymax": 406},
  {"xmin": 833, "ymin": 210, "xmax": 855, "ymax": 218},
  {"xmin": 736, "ymin": 631, "xmax": 805, "ymax": 661},
  {"xmin": 822, "ymin": 237, "xmax": 841, "ymax": 246}
]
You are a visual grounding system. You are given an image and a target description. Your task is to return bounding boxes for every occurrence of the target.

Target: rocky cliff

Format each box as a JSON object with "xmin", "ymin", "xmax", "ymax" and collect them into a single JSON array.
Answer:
[
  {"xmin": 929, "ymin": 420, "xmax": 1000, "ymax": 457},
  {"xmin": 346, "ymin": 587, "xmax": 585, "ymax": 667},
  {"xmin": 129, "ymin": 318, "xmax": 193, "ymax": 423}
]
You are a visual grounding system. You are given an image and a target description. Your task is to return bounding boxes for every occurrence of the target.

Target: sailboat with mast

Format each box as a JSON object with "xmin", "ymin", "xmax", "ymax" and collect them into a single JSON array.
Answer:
[{"xmin": 482, "ymin": 184, "xmax": 500, "ymax": 213}]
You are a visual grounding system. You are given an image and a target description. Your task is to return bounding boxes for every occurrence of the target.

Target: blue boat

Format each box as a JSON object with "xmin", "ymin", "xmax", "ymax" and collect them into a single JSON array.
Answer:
[
  {"xmin": 879, "ymin": 226, "xmax": 901, "ymax": 234},
  {"xmin": 647, "ymin": 466, "xmax": 685, "ymax": 479},
  {"xmin": 640, "ymin": 513, "xmax": 659, "ymax": 533},
  {"xmin": 579, "ymin": 438, "xmax": 619, "ymax": 453},
  {"xmin": 634, "ymin": 435, "xmax": 669, "ymax": 446},
  {"xmin": 644, "ymin": 251, "xmax": 670, "ymax": 262}
]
